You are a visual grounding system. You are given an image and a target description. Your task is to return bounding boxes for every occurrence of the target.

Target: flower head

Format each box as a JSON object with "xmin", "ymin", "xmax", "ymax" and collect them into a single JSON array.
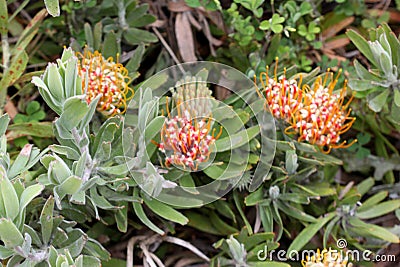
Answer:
[
  {"xmin": 156, "ymin": 98, "xmax": 221, "ymax": 170},
  {"xmin": 170, "ymin": 75, "xmax": 214, "ymax": 118},
  {"xmin": 301, "ymin": 248, "xmax": 353, "ymax": 267},
  {"xmin": 255, "ymin": 60, "xmax": 356, "ymax": 153},
  {"xmin": 256, "ymin": 66, "xmax": 303, "ymax": 121},
  {"xmin": 77, "ymin": 50, "xmax": 132, "ymax": 116},
  {"xmin": 288, "ymin": 71, "xmax": 356, "ymax": 153},
  {"xmin": 154, "ymin": 76, "xmax": 220, "ymax": 170}
]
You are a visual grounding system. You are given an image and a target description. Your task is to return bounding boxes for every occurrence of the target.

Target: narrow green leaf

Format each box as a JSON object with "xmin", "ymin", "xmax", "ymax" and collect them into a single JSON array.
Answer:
[
  {"xmin": 49, "ymin": 145, "xmax": 80, "ymax": 160},
  {"xmin": 245, "ymin": 186, "xmax": 264, "ymax": 206},
  {"xmin": 394, "ymin": 89, "xmax": 400, "ymax": 107},
  {"xmin": 115, "ymin": 204, "xmax": 128, "ymax": 233},
  {"xmin": 76, "ymin": 255, "xmax": 101, "ymax": 267},
  {"xmin": 78, "ymin": 94, "xmax": 100, "ymax": 133},
  {"xmin": 102, "ymin": 31, "xmax": 118, "ymax": 59},
  {"xmin": 8, "ymin": 143, "xmax": 32, "ymax": 178},
  {"xmin": 357, "ymin": 191, "xmax": 388, "ymax": 212},
  {"xmin": 234, "ymin": 191, "xmax": 253, "ymax": 235},
  {"xmin": 93, "ymin": 22, "xmax": 102, "ymax": 51},
  {"xmin": 276, "ymin": 201, "xmax": 317, "ymax": 223},
  {"xmin": 213, "ymin": 200, "xmax": 236, "ymax": 222},
  {"xmin": 32, "ymin": 76, "xmax": 62, "ymax": 114},
  {"xmin": 209, "ymin": 211, "xmax": 238, "ymax": 235},
  {"xmin": 0, "ymin": 0, "xmax": 8, "ymax": 35},
  {"xmin": 185, "ymin": 211, "xmax": 220, "ymax": 235},
  {"xmin": 0, "ymin": 166, "xmax": 19, "ymax": 220},
  {"xmin": 353, "ymin": 59, "xmax": 382, "ymax": 82},
  {"xmin": 40, "ymin": 196, "xmax": 54, "ymax": 245},
  {"xmin": 46, "ymin": 63, "xmax": 64, "ymax": 100},
  {"xmin": 63, "ymin": 229, "xmax": 87, "ymax": 257},
  {"xmin": 265, "ymin": 34, "xmax": 281, "ymax": 65},
  {"xmin": 349, "ymin": 217, "xmax": 399, "ymax": 243},
  {"xmin": 144, "ymin": 116, "xmax": 164, "ymax": 144},
  {"xmin": 0, "ymin": 114, "xmax": 10, "ymax": 137},
  {"xmin": 64, "ymin": 56, "xmax": 79, "ymax": 99},
  {"xmin": 132, "ymin": 190, "xmax": 164, "ymax": 234},
  {"xmin": 124, "ymin": 28, "xmax": 158, "ymax": 45},
  {"xmin": 15, "ymin": 9, "xmax": 47, "ymax": 52},
  {"xmin": 0, "ymin": 245, "xmax": 13, "ymax": 259},
  {"xmin": 356, "ymin": 177, "xmax": 374, "ymax": 195},
  {"xmin": 7, "ymin": 122, "xmax": 53, "ymax": 140},
  {"xmin": 84, "ymin": 238, "xmax": 111, "ymax": 261},
  {"xmin": 49, "ymin": 155, "xmax": 72, "ymax": 184},
  {"xmin": 84, "ymin": 23, "xmax": 94, "ymax": 48},
  {"xmin": 357, "ymin": 199, "xmax": 400, "ymax": 219},
  {"xmin": 0, "ymin": 49, "xmax": 28, "ymax": 89},
  {"xmin": 287, "ymin": 213, "xmax": 335, "ymax": 253},
  {"xmin": 128, "ymin": 14, "xmax": 156, "ymax": 28},
  {"xmin": 89, "ymin": 187, "xmax": 116, "ymax": 210},
  {"xmin": 143, "ymin": 197, "xmax": 188, "ymax": 225},
  {"xmin": 347, "ymin": 79, "xmax": 377, "ymax": 92},
  {"xmin": 179, "ymin": 174, "xmax": 199, "ymax": 194},
  {"xmin": 126, "ymin": 4, "xmax": 150, "ymax": 22},
  {"xmin": 126, "ymin": 44, "xmax": 145, "ymax": 74},
  {"xmin": 215, "ymin": 125, "xmax": 260, "ymax": 152}
]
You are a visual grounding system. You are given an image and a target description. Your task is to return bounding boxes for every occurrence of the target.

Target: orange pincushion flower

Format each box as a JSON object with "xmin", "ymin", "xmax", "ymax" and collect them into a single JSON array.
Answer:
[
  {"xmin": 77, "ymin": 50, "xmax": 133, "ymax": 116},
  {"xmin": 255, "ymin": 61, "xmax": 356, "ymax": 153},
  {"xmin": 287, "ymin": 71, "xmax": 356, "ymax": 153}
]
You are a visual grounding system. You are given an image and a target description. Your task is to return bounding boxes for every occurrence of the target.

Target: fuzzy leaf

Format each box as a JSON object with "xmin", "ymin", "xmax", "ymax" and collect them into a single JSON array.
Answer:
[
  {"xmin": 40, "ymin": 196, "xmax": 54, "ymax": 245},
  {"xmin": 19, "ymin": 184, "xmax": 44, "ymax": 213},
  {"xmin": 46, "ymin": 63, "xmax": 64, "ymax": 101},
  {"xmin": 102, "ymin": 31, "xmax": 119, "ymax": 59},
  {"xmin": 126, "ymin": 44, "xmax": 145, "ymax": 75},
  {"xmin": 346, "ymin": 29, "xmax": 378, "ymax": 67},
  {"xmin": 368, "ymin": 89, "xmax": 389, "ymax": 112},
  {"xmin": 0, "ymin": 166, "xmax": 19, "ymax": 220},
  {"xmin": 54, "ymin": 176, "xmax": 82, "ymax": 206},
  {"xmin": 58, "ymin": 96, "xmax": 89, "ymax": 131},
  {"xmin": 44, "ymin": 0, "xmax": 60, "ymax": 17},
  {"xmin": 124, "ymin": 28, "xmax": 157, "ymax": 45},
  {"xmin": 0, "ymin": 114, "xmax": 10, "ymax": 137},
  {"xmin": 394, "ymin": 89, "xmax": 400, "ymax": 107},
  {"xmin": 0, "ymin": 219, "xmax": 24, "ymax": 248}
]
